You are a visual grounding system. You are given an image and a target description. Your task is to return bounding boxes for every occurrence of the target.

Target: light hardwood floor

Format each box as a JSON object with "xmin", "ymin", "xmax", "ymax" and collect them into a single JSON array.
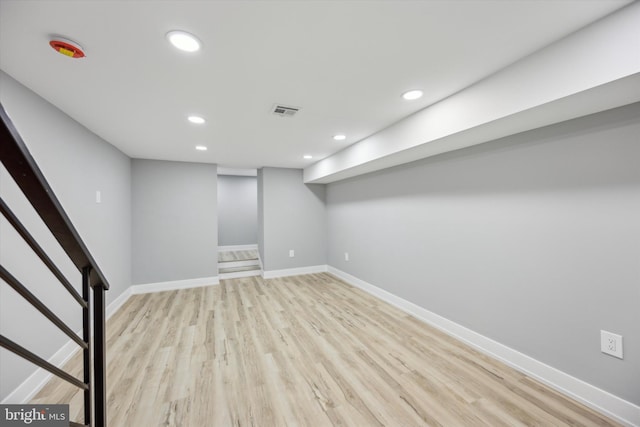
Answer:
[{"xmin": 32, "ymin": 273, "xmax": 619, "ymax": 426}]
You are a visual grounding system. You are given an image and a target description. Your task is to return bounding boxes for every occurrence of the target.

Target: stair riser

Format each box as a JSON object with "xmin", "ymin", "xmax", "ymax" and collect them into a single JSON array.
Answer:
[{"xmin": 218, "ymin": 259, "xmax": 260, "ymax": 269}]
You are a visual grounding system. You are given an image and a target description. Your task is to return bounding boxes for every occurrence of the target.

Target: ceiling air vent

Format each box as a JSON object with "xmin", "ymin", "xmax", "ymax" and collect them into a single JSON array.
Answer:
[{"xmin": 272, "ymin": 104, "xmax": 300, "ymax": 117}]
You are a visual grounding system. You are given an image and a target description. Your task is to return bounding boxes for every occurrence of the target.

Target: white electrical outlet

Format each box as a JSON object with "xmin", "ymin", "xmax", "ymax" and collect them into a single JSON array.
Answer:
[
  {"xmin": 344, "ymin": 252, "xmax": 349, "ymax": 261},
  {"xmin": 96, "ymin": 190, "xmax": 101, "ymax": 203},
  {"xmin": 289, "ymin": 250, "xmax": 295, "ymax": 258},
  {"xmin": 601, "ymin": 330, "xmax": 623, "ymax": 359}
]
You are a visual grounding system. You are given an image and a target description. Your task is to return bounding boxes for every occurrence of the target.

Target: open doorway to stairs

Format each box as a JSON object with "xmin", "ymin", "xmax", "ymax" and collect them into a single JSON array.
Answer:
[{"xmin": 217, "ymin": 168, "xmax": 261, "ymax": 279}]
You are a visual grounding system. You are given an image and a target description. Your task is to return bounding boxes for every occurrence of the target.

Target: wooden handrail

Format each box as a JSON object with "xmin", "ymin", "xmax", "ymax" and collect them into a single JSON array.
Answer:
[
  {"xmin": 0, "ymin": 102, "xmax": 109, "ymax": 427},
  {"xmin": 0, "ymin": 103, "xmax": 110, "ymax": 290}
]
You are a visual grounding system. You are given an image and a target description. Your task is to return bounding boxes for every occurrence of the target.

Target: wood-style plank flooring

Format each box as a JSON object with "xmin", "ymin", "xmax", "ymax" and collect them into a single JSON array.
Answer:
[{"xmin": 32, "ymin": 273, "xmax": 619, "ymax": 426}]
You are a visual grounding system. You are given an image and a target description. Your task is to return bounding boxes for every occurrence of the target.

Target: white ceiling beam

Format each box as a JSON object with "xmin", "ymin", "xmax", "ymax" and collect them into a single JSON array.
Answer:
[
  {"xmin": 217, "ymin": 167, "xmax": 258, "ymax": 177},
  {"xmin": 304, "ymin": 2, "xmax": 640, "ymax": 184}
]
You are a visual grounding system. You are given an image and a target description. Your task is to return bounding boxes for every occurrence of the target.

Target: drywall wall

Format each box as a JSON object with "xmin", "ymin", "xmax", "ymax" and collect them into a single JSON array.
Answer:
[
  {"xmin": 132, "ymin": 159, "xmax": 218, "ymax": 284},
  {"xmin": 257, "ymin": 169, "xmax": 265, "ymax": 264},
  {"xmin": 326, "ymin": 103, "xmax": 640, "ymax": 405},
  {"xmin": 218, "ymin": 175, "xmax": 257, "ymax": 246},
  {"xmin": 0, "ymin": 71, "xmax": 132, "ymax": 400},
  {"xmin": 260, "ymin": 168, "xmax": 326, "ymax": 271}
]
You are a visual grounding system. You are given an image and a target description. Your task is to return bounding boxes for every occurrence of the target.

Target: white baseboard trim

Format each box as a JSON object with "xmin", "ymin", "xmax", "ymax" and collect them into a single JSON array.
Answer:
[
  {"xmin": 327, "ymin": 266, "xmax": 640, "ymax": 427},
  {"xmin": 218, "ymin": 244, "xmax": 258, "ymax": 252},
  {"xmin": 1, "ymin": 335, "xmax": 81, "ymax": 405},
  {"xmin": 106, "ymin": 286, "xmax": 132, "ymax": 320},
  {"xmin": 131, "ymin": 276, "xmax": 220, "ymax": 294},
  {"xmin": 263, "ymin": 264, "xmax": 328, "ymax": 279},
  {"xmin": 220, "ymin": 269, "xmax": 262, "ymax": 280},
  {"xmin": 1, "ymin": 286, "xmax": 134, "ymax": 405}
]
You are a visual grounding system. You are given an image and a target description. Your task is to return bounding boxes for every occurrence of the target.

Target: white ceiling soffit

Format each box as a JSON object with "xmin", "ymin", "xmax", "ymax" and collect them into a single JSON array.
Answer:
[
  {"xmin": 304, "ymin": 2, "xmax": 640, "ymax": 184},
  {"xmin": 217, "ymin": 167, "xmax": 257, "ymax": 177}
]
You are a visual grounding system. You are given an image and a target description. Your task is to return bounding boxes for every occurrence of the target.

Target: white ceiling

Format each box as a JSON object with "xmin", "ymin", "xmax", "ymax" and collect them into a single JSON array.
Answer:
[{"xmin": 0, "ymin": 0, "xmax": 632, "ymax": 170}]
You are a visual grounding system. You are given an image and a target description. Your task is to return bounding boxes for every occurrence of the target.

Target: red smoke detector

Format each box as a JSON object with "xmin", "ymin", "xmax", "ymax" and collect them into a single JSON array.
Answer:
[{"xmin": 49, "ymin": 38, "xmax": 85, "ymax": 58}]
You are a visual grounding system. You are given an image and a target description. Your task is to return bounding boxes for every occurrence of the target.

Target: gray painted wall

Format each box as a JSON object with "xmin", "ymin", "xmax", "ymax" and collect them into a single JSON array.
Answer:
[
  {"xmin": 260, "ymin": 168, "xmax": 326, "ymax": 271},
  {"xmin": 218, "ymin": 175, "xmax": 257, "ymax": 246},
  {"xmin": 326, "ymin": 103, "xmax": 640, "ymax": 404},
  {"xmin": 257, "ymin": 169, "xmax": 265, "ymax": 263},
  {"xmin": 0, "ymin": 71, "xmax": 132, "ymax": 400},
  {"xmin": 132, "ymin": 159, "xmax": 218, "ymax": 284}
]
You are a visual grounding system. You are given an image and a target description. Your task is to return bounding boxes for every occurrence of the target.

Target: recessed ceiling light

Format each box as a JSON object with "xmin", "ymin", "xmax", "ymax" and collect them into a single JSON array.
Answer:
[
  {"xmin": 195, "ymin": 145, "xmax": 208, "ymax": 151},
  {"xmin": 402, "ymin": 90, "xmax": 423, "ymax": 100},
  {"xmin": 303, "ymin": 155, "xmax": 313, "ymax": 159},
  {"xmin": 187, "ymin": 115, "xmax": 206, "ymax": 124},
  {"xmin": 166, "ymin": 30, "xmax": 201, "ymax": 52},
  {"xmin": 333, "ymin": 134, "xmax": 346, "ymax": 141}
]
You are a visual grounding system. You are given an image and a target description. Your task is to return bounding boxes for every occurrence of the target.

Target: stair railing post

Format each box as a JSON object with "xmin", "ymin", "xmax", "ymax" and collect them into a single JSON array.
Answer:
[
  {"xmin": 82, "ymin": 267, "xmax": 92, "ymax": 426},
  {"xmin": 92, "ymin": 282, "xmax": 107, "ymax": 427}
]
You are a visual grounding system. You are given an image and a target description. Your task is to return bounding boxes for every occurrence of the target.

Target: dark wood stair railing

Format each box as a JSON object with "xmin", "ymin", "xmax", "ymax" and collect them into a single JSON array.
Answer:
[{"xmin": 0, "ymin": 103, "xmax": 109, "ymax": 427}]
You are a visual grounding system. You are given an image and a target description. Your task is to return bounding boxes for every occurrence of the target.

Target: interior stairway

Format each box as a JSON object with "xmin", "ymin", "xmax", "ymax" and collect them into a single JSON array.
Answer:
[{"xmin": 218, "ymin": 249, "xmax": 262, "ymax": 279}]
